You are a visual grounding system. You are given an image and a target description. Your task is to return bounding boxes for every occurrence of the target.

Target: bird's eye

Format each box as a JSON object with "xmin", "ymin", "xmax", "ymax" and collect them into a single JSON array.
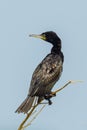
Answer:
[{"xmin": 42, "ymin": 33, "xmax": 46, "ymax": 37}]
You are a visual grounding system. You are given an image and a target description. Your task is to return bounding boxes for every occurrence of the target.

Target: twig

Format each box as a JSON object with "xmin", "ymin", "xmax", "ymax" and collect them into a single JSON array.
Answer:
[
  {"xmin": 17, "ymin": 80, "xmax": 82, "ymax": 130},
  {"xmin": 18, "ymin": 103, "xmax": 38, "ymax": 130},
  {"xmin": 23, "ymin": 105, "xmax": 46, "ymax": 129},
  {"xmin": 51, "ymin": 80, "xmax": 82, "ymax": 96}
]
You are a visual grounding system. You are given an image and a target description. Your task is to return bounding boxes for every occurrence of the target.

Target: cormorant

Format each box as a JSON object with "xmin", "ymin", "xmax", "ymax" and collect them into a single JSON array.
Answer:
[{"xmin": 15, "ymin": 31, "xmax": 64, "ymax": 114}]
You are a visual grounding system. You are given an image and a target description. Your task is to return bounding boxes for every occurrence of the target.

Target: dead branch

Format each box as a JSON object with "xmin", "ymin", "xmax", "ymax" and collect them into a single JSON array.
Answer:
[{"xmin": 17, "ymin": 80, "xmax": 81, "ymax": 130}]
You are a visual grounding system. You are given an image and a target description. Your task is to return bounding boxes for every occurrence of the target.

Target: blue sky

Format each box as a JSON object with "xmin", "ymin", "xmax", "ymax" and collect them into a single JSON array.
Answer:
[{"xmin": 0, "ymin": 0, "xmax": 87, "ymax": 130}]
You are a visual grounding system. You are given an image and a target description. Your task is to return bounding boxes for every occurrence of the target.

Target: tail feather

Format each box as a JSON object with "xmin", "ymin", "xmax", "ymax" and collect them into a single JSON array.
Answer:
[{"xmin": 15, "ymin": 96, "xmax": 36, "ymax": 114}]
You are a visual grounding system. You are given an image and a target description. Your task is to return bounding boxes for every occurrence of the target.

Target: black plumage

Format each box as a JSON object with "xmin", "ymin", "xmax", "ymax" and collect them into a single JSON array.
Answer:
[{"xmin": 15, "ymin": 31, "xmax": 64, "ymax": 113}]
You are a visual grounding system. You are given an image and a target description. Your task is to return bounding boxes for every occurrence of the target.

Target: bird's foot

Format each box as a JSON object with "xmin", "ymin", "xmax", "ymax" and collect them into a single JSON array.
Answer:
[
  {"xmin": 48, "ymin": 99, "xmax": 52, "ymax": 105},
  {"xmin": 44, "ymin": 92, "xmax": 56, "ymax": 99},
  {"xmin": 44, "ymin": 93, "xmax": 55, "ymax": 105}
]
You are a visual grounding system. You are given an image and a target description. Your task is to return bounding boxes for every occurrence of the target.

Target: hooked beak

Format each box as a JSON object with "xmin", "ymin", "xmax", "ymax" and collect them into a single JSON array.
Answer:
[{"xmin": 29, "ymin": 34, "xmax": 46, "ymax": 41}]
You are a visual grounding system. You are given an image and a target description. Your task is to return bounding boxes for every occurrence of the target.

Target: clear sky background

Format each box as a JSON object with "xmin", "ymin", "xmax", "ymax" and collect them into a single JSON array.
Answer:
[{"xmin": 0, "ymin": 0, "xmax": 87, "ymax": 130}]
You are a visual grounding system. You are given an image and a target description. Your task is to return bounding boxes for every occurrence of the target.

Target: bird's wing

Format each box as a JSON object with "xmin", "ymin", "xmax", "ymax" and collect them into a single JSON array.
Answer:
[{"xmin": 29, "ymin": 54, "xmax": 63, "ymax": 96}]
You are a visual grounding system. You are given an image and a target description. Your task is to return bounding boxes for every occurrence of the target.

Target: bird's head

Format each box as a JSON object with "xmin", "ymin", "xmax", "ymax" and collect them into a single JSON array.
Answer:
[{"xmin": 29, "ymin": 31, "xmax": 61, "ymax": 46}]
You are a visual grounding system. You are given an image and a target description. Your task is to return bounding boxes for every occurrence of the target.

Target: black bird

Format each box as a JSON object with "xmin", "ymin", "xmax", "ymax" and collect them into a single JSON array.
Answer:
[{"xmin": 15, "ymin": 31, "xmax": 64, "ymax": 114}]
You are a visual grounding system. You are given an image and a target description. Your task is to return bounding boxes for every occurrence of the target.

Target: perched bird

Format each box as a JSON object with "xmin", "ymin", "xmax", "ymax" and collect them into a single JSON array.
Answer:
[{"xmin": 15, "ymin": 31, "xmax": 64, "ymax": 114}]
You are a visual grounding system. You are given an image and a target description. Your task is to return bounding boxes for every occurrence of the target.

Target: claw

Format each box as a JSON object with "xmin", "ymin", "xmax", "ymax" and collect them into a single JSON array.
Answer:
[{"xmin": 48, "ymin": 99, "xmax": 52, "ymax": 105}]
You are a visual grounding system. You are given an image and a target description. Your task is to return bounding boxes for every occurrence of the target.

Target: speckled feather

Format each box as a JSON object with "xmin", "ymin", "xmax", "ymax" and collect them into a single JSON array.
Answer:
[{"xmin": 29, "ymin": 53, "xmax": 63, "ymax": 97}]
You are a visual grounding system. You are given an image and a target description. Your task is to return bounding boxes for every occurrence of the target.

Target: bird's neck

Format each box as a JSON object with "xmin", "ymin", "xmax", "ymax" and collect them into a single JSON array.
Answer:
[
  {"xmin": 51, "ymin": 43, "xmax": 61, "ymax": 54},
  {"xmin": 51, "ymin": 43, "xmax": 64, "ymax": 62}
]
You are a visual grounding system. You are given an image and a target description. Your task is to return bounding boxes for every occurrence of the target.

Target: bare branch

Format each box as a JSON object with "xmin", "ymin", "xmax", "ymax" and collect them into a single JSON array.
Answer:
[{"xmin": 17, "ymin": 80, "xmax": 82, "ymax": 130}]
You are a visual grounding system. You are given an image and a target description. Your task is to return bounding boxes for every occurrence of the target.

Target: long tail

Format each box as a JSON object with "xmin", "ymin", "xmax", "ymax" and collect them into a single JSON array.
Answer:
[{"xmin": 15, "ymin": 96, "xmax": 36, "ymax": 114}]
